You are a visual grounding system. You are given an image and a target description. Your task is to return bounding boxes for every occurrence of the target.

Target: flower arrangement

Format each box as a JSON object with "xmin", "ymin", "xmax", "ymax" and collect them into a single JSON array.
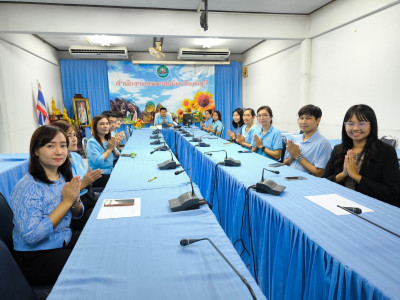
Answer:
[
  {"xmin": 176, "ymin": 91, "xmax": 215, "ymax": 123},
  {"xmin": 123, "ymin": 118, "xmax": 145, "ymax": 129}
]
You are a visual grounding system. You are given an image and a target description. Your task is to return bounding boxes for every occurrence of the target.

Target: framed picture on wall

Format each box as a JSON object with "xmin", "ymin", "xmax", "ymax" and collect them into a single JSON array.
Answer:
[{"xmin": 73, "ymin": 96, "xmax": 91, "ymax": 127}]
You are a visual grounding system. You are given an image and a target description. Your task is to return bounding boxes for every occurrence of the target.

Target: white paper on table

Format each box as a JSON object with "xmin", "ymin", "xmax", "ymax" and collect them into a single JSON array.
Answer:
[
  {"xmin": 96, "ymin": 198, "xmax": 141, "ymax": 219},
  {"xmin": 304, "ymin": 194, "xmax": 374, "ymax": 215}
]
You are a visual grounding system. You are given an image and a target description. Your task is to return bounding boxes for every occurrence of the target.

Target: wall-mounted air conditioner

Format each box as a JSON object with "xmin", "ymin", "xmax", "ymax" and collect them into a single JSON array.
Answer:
[
  {"xmin": 69, "ymin": 46, "xmax": 128, "ymax": 59},
  {"xmin": 177, "ymin": 48, "xmax": 230, "ymax": 61}
]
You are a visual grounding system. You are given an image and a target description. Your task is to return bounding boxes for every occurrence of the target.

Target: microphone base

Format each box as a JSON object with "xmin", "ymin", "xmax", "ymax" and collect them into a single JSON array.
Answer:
[
  {"xmin": 255, "ymin": 180, "xmax": 286, "ymax": 196},
  {"xmin": 150, "ymin": 135, "xmax": 160, "ymax": 139},
  {"xmin": 150, "ymin": 140, "xmax": 161, "ymax": 145},
  {"xmin": 169, "ymin": 192, "xmax": 200, "ymax": 212},
  {"xmin": 224, "ymin": 158, "xmax": 241, "ymax": 167},
  {"xmin": 198, "ymin": 142, "xmax": 210, "ymax": 147},
  {"xmin": 191, "ymin": 137, "xmax": 201, "ymax": 142},
  {"xmin": 157, "ymin": 160, "xmax": 177, "ymax": 170}
]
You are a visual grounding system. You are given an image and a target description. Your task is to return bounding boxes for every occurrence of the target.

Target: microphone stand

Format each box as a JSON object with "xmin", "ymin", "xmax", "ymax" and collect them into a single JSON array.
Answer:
[
  {"xmin": 337, "ymin": 205, "xmax": 400, "ymax": 238},
  {"xmin": 180, "ymin": 238, "xmax": 257, "ymax": 300}
]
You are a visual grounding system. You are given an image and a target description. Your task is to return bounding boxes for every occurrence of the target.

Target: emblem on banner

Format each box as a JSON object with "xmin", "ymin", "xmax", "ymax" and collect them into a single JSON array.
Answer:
[{"xmin": 156, "ymin": 65, "xmax": 169, "ymax": 78}]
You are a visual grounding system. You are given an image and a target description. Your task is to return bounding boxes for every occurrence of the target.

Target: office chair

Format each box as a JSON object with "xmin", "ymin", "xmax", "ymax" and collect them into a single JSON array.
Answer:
[
  {"xmin": 82, "ymin": 137, "xmax": 89, "ymax": 158},
  {"xmin": 0, "ymin": 193, "xmax": 14, "ymax": 251},
  {"xmin": 280, "ymin": 136, "xmax": 287, "ymax": 163},
  {"xmin": 0, "ymin": 240, "xmax": 37, "ymax": 300},
  {"xmin": 380, "ymin": 135, "xmax": 398, "ymax": 148}
]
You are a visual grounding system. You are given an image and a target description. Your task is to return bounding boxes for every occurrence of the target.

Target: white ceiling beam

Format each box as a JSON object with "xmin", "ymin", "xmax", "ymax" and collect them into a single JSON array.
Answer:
[{"xmin": 0, "ymin": 3, "xmax": 309, "ymax": 40}]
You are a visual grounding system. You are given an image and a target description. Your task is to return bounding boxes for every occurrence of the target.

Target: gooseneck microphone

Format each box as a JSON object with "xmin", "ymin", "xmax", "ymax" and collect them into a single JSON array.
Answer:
[
  {"xmin": 337, "ymin": 205, "xmax": 400, "ymax": 238},
  {"xmin": 204, "ymin": 150, "xmax": 241, "ymax": 167},
  {"xmin": 180, "ymin": 238, "xmax": 257, "ymax": 300},
  {"xmin": 175, "ymin": 168, "xmax": 195, "ymax": 196},
  {"xmin": 261, "ymin": 168, "xmax": 280, "ymax": 180}
]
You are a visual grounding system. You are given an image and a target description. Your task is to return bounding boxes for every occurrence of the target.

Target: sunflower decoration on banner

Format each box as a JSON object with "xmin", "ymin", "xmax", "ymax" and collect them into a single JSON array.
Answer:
[{"xmin": 176, "ymin": 91, "xmax": 215, "ymax": 123}]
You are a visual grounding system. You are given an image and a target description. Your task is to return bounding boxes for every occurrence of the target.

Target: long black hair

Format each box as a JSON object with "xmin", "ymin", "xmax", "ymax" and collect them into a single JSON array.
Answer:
[
  {"xmin": 212, "ymin": 110, "xmax": 222, "ymax": 123},
  {"xmin": 334, "ymin": 104, "xmax": 378, "ymax": 168},
  {"xmin": 92, "ymin": 115, "xmax": 111, "ymax": 150},
  {"xmin": 232, "ymin": 108, "xmax": 244, "ymax": 128},
  {"xmin": 29, "ymin": 125, "xmax": 72, "ymax": 184}
]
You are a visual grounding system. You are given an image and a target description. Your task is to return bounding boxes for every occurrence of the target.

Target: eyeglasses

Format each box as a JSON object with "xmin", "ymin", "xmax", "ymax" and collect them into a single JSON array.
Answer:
[
  {"xmin": 344, "ymin": 121, "xmax": 370, "ymax": 129},
  {"xmin": 257, "ymin": 114, "xmax": 270, "ymax": 118}
]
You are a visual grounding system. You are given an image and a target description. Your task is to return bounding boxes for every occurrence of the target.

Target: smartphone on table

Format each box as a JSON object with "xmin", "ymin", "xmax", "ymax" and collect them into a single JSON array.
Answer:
[
  {"xmin": 104, "ymin": 199, "xmax": 135, "ymax": 207},
  {"xmin": 284, "ymin": 176, "xmax": 307, "ymax": 181}
]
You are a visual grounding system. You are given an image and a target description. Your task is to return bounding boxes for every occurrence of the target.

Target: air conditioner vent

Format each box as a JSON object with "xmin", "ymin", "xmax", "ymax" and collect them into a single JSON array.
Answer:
[
  {"xmin": 178, "ymin": 48, "xmax": 230, "ymax": 61},
  {"xmin": 69, "ymin": 46, "xmax": 128, "ymax": 59}
]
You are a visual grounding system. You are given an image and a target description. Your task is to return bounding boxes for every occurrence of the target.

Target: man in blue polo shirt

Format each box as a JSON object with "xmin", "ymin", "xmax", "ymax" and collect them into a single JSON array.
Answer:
[
  {"xmin": 284, "ymin": 105, "xmax": 331, "ymax": 177},
  {"xmin": 154, "ymin": 107, "xmax": 173, "ymax": 128}
]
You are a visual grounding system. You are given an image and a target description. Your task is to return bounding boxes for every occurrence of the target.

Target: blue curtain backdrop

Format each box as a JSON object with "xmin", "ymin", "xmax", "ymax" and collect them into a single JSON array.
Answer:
[
  {"xmin": 60, "ymin": 60, "xmax": 242, "ymax": 139},
  {"xmin": 60, "ymin": 60, "xmax": 110, "ymax": 119},
  {"xmin": 215, "ymin": 61, "xmax": 242, "ymax": 139}
]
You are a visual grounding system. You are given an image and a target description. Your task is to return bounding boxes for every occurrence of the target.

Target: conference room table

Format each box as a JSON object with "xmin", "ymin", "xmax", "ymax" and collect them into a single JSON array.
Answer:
[
  {"xmin": 0, "ymin": 153, "xmax": 29, "ymax": 204},
  {"xmin": 163, "ymin": 126, "xmax": 400, "ymax": 300},
  {"xmin": 49, "ymin": 129, "xmax": 265, "ymax": 299}
]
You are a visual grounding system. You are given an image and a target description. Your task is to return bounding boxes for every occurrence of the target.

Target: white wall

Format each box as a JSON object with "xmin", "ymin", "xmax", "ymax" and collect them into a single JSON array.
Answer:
[
  {"xmin": 310, "ymin": 3, "xmax": 400, "ymax": 139},
  {"xmin": 243, "ymin": 41, "xmax": 303, "ymax": 133},
  {"xmin": 0, "ymin": 34, "xmax": 63, "ymax": 153},
  {"xmin": 243, "ymin": 2, "xmax": 400, "ymax": 141}
]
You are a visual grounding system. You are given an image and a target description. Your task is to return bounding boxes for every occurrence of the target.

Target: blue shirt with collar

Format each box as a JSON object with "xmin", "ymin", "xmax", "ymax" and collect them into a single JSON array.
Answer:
[
  {"xmin": 242, "ymin": 124, "xmax": 259, "ymax": 143},
  {"xmin": 232, "ymin": 124, "xmax": 244, "ymax": 136},
  {"xmin": 212, "ymin": 120, "xmax": 224, "ymax": 136},
  {"xmin": 86, "ymin": 137, "xmax": 115, "ymax": 174},
  {"xmin": 250, "ymin": 125, "xmax": 282, "ymax": 160},
  {"xmin": 285, "ymin": 129, "xmax": 332, "ymax": 173},
  {"xmin": 154, "ymin": 114, "xmax": 172, "ymax": 126},
  {"xmin": 204, "ymin": 118, "xmax": 213, "ymax": 129},
  {"xmin": 11, "ymin": 173, "xmax": 84, "ymax": 251},
  {"xmin": 70, "ymin": 152, "xmax": 88, "ymax": 197}
]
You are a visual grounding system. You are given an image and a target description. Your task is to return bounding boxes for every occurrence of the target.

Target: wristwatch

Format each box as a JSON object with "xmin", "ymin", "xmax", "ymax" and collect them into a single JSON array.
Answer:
[
  {"xmin": 261, "ymin": 146, "xmax": 266, "ymax": 152},
  {"xmin": 295, "ymin": 155, "xmax": 304, "ymax": 162}
]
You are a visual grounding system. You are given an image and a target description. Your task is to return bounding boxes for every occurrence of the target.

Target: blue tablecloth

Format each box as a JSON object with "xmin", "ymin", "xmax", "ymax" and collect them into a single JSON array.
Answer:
[
  {"xmin": 163, "ymin": 128, "xmax": 400, "ymax": 300},
  {"xmin": 0, "ymin": 153, "xmax": 29, "ymax": 204},
  {"xmin": 49, "ymin": 129, "xmax": 265, "ymax": 300}
]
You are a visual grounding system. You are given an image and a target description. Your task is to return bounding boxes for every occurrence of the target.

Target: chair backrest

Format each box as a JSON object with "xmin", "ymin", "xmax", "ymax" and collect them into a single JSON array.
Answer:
[
  {"xmin": 380, "ymin": 135, "xmax": 398, "ymax": 148},
  {"xmin": 280, "ymin": 136, "xmax": 287, "ymax": 163},
  {"xmin": 219, "ymin": 124, "xmax": 224, "ymax": 138},
  {"xmin": 0, "ymin": 240, "xmax": 37, "ymax": 300},
  {"xmin": 82, "ymin": 137, "xmax": 89, "ymax": 157},
  {"xmin": 0, "ymin": 193, "xmax": 14, "ymax": 251},
  {"xmin": 154, "ymin": 112, "xmax": 172, "ymax": 125}
]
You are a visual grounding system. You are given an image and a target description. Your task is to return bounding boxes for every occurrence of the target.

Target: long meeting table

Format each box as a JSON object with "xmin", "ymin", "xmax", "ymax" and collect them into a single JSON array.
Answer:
[
  {"xmin": 49, "ymin": 129, "xmax": 265, "ymax": 299},
  {"xmin": 163, "ymin": 126, "xmax": 400, "ymax": 300}
]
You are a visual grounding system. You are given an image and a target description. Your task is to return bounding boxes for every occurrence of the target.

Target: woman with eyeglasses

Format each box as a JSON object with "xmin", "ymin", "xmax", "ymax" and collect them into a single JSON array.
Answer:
[
  {"xmin": 235, "ymin": 108, "xmax": 258, "ymax": 149},
  {"xmin": 324, "ymin": 104, "xmax": 400, "ymax": 207},
  {"xmin": 250, "ymin": 106, "xmax": 282, "ymax": 160}
]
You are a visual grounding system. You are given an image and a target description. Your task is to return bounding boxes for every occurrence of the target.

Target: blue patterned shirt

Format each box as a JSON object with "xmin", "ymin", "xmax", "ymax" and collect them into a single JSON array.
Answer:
[
  {"xmin": 204, "ymin": 118, "xmax": 213, "ymax": 128},
  {"xmin": 250, "ymin": 125, "xmax": 282, "ymax": 160},
  {"xmin": 86, "ymin": 137, "xmax": 115, "ymax": 174},
  {"xmin": 11, "ymin": 173, "xmax": 83, "ymax": 251}
]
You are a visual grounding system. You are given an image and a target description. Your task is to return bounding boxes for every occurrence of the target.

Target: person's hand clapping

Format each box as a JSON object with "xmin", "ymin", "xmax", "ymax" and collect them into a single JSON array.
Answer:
[
  {"xmin": 107, "ymin": 137, "xmax": 117, "ymax": 150},
  {"xmin": 236, "ymin": 133, "xmax": 245, "ymax": 145},
  {"xmin": 81, "ymin": 168, "xmax": 103, "ymax": 188},
  {"xmin": 253, "ymin": 135, "xmax": 263, "ymax": 148},
  {"xmin": 227, "ymin": 130, "xmax": 236, "ymax": 140},
  {"xmin": 62, "ymin": 176, "xmax": 81, "ymax": 206},
  {"xmin": 286, "ymin": 140, "xmax": 301, "ymax": 158}
]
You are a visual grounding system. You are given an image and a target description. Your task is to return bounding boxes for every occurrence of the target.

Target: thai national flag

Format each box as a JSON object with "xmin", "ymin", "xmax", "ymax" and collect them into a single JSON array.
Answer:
[{"xmin": 36, "ymin": 83, "xmax": 50, "ymax": 125}]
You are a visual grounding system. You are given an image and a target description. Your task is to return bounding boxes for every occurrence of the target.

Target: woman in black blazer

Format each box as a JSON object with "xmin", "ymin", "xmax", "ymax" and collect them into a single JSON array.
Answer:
[{"xmin": 324, "ymin": 104, "xmax": 400, "ymax": 207}]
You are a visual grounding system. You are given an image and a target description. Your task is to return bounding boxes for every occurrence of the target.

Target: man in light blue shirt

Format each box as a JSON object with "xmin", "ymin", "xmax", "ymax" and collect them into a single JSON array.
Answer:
[
  {"xmin": 284, "ymin": 105, "xmax": 332, "ymax": 177},
  {"xmin": 154, "ymin": 107, "xmax": 173, "ymax": 127}
]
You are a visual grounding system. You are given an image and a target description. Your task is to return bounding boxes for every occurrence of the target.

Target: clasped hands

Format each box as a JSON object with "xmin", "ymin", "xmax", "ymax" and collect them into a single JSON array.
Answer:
[
  {"xmin": 341, "ymin": 149, "xmax": 362, "ymax": 183},
  {"xmin": 286, "ymin": 140, "xmax": 301, "ymax": 158}
]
